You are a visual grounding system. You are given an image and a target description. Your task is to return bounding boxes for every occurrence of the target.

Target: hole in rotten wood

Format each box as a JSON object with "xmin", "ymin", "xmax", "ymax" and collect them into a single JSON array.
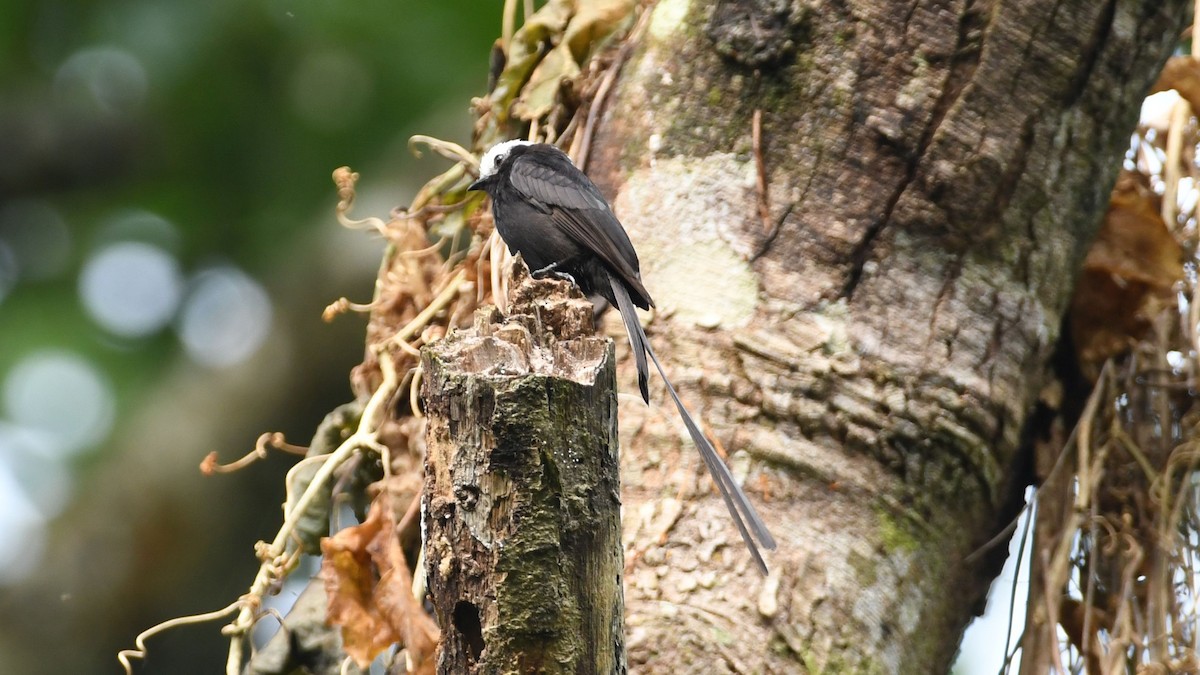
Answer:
[{"xmin": 452, "ymin": 599, "xmax": 485, "ymax": 663}]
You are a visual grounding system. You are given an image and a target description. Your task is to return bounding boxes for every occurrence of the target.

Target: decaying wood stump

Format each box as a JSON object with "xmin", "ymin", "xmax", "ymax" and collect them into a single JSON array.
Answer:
[{"xmin": 420, "ymin": 262, "xmax": 625, "ymax": 674}]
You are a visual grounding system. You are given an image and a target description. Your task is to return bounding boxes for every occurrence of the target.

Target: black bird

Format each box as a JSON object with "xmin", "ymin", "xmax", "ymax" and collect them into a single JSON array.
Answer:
[{"xmin": 469, "ymin": 140, "xmax": 777, "ymax": 574}]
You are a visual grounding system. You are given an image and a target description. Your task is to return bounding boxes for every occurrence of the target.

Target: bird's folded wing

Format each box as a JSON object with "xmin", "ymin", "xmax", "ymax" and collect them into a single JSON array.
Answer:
[{"xmin": 509, "ymin": 153, "xmax": 651, "ymax": 305}]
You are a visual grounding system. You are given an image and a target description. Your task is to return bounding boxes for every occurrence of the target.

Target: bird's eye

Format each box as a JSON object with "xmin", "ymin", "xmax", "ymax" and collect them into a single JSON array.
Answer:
[{"xmin": 496, "ymin": 153, "xmax": 506, "ymax": 164}]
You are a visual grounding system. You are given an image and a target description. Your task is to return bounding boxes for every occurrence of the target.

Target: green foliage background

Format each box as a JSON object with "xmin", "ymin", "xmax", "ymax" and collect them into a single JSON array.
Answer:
[{"xmin": 0, "ymin": 1, "xmax": 496, "ymax": 672}]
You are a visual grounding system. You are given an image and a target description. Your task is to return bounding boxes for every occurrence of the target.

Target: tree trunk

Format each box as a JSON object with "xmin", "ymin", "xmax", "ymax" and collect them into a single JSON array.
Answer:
[
  {"xmin": 421, "ymin": 265, "xmax": 626, "ymax": 674},
  {"xmin": 579, "ymin": 1, "xmax": 1186, "ymax": 671}
]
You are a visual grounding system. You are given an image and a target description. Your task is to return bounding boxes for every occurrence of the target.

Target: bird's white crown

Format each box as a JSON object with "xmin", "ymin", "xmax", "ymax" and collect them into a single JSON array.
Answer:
[{"xmin": 478, "ymin": 139, "xmax": 534, "ymax": 180}]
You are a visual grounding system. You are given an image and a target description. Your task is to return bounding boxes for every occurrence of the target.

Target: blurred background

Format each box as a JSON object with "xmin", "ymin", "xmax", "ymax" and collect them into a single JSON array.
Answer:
[
  {"xmin": 0, "ymin": 1, "xmax": 494, "ymax": 672},
  {"xmin": 0, "ymin": 0, "xmax": 1161, "ymax": 672}
]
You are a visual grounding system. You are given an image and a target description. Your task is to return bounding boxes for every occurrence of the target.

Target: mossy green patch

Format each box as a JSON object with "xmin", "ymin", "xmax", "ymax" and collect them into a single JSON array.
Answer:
[{"xmin": 876, "ymin": 505, "xmax": 919, "ymax": 553}]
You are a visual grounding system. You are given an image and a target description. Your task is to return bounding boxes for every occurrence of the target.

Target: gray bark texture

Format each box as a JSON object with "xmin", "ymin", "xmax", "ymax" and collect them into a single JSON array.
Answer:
[
  {"xmin": 421, "ymin": 265, "xmax": 626, "ymax": 674},
  {"xmin": 575, "ymin": 0, "xmax": 1188, "ymax": 672}
]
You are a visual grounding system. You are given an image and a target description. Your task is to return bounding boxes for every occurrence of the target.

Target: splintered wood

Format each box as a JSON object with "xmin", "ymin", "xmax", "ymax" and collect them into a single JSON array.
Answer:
[{"xmin": 420, "ymin": 262, "xmax": 626, "ymax": 675}]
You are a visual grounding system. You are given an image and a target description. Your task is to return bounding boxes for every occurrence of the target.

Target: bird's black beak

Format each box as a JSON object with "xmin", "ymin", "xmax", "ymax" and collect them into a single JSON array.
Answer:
[{"xmin": 468, "ymin": 177, "xmax": 487, "ymax": 192}]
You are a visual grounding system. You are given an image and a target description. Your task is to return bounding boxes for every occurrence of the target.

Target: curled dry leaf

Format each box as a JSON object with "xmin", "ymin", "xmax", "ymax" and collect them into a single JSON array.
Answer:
[
  {"xmin": 502, "ymin": 0, "xmax": 636, "ymax": 123},
  {"xmin": 564, "ymin": 0, "xmax": 635, "ymax": 62},
  {"xmin": 1069, "ymin": 172, "xmax": 1183, "ymax": 377},
  {"xmin": 1151, "ymin": 55, "xmax": 1200, "ymax": 114},
  {"xmin": 514, "ymin": 43, "xmax": 582, "ymax": 121},
  {"xmin": 491, "ymin": 0, "xmax": 573, "ymax": 123},
  {"xmin": 321, "ymin": 491, "xmax": 439, "ymax": 671}
]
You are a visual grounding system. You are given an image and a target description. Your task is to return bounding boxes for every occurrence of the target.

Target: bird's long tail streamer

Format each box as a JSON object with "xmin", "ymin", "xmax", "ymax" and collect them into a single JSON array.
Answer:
[
  {"xmin": 612, "ymin": 276, "xmax": 651, "ymax": 403},
  {"xmin": 610, "ymin": 275, "xmax": 776, "ymax": 574}
]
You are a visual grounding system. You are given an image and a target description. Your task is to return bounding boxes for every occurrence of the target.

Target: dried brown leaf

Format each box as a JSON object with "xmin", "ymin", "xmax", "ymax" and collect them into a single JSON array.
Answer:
[
  {"xmin": 1070, "ymin": 173, "xmax": 1183, "ymax": 374},
  {"xmin": 514, "ymin": 44, "xmax": 581, "ymax": 121},
  {"xmin": 564, "ymin": 0, "xmax": 635, "ymax": 62},
  {"xmin": 513, "ymin": 0, "xmax": 634, "ymax": 121},
  {"xmin": 491, "ymin": 0, "xmax": 573, "ymax": 122},
  {"xmin": 321, "ymin": 492, "xmax": 439, "ymax": 670},
  {"xmin": 1151, "ymin": 55, "xmax": 1200, "ymax": 113},
  {"xmin": 1086, "ymin": 178, "xmax": 1179, "ymax": 289},
  {"xmin": 374, "ymin": 523, "xmax": 438, "ymax": 673}
]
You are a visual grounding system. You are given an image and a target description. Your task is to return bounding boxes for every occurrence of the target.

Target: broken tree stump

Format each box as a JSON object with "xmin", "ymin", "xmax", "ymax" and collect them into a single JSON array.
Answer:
[{"xmin": 420, "ymin": 263, "xmax": 626, "ymax": 674}]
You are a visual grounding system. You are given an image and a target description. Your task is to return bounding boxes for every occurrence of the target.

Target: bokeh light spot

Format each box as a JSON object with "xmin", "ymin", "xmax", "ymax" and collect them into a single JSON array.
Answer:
[
  {"xmin": 0, "ymin": 423, "xmax": 73, "ymax": 519},
  {"xmin": 2, "ymin": 351, "xmax": 116, "ymax": 457},
  {"xmin": 177, "ymin": 267, "xmax": 273, "ymax": 368},
  {"xmin": 54, "ymin": 45, "xmax": 148, "ymax": 117},
  {"xmin": 79, "ymin": 241, "xmax": 183, "ymax": 338},
  {"xmin": 0, "ymin": 456, "xmax": 47, "ymax": 586},
  {"xmin": 94, "ymin": 209, "xmax": 182, "ymax": 254}
]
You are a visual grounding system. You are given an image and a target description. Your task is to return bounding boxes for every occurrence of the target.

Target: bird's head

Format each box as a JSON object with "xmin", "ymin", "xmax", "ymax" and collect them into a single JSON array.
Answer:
[{"xmin": 469, "ymin": 139, "xmax": 534, "ymax": 192}]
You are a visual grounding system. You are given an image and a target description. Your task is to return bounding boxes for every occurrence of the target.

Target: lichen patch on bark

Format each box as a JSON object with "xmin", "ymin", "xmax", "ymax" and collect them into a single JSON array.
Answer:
[
  {"xmin": 648, "ymin": 0, "xmax": 692, "ymax": 41},
  {"xmin": 612, "ymin": 153, "xmax": 762, "ymax": 327}
]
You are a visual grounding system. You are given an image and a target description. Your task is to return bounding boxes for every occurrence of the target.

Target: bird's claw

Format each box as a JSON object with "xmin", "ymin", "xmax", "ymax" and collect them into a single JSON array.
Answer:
[{"xmin": 532, "ymin": 262, "xmax": 578, "ymax": 289}]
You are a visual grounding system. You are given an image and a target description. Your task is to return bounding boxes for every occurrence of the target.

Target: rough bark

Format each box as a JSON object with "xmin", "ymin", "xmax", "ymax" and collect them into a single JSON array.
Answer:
[
  {"xmin": 420, "ymin": 264, "xmax": 626, "ymax": 674},
  {"xmin": 578, "ymin": 0, "xmax": 1187, "ymax": 672}
]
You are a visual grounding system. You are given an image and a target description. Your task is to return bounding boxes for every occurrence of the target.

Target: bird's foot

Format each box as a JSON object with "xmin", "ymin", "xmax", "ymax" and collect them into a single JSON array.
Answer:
[
  {"xmin": 530, "ymin": 261, "xmax": 562, "ymax": 278},
  {"xmin": 531, "ymin": 262, "xmax": 578, "ymax": 288}
]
